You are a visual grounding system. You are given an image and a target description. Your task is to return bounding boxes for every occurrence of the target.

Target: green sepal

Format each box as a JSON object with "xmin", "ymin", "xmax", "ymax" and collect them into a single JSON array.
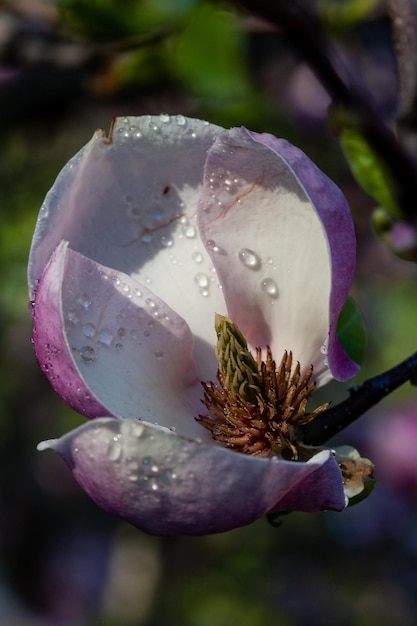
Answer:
[{"xmin": 337, "ymin": 297, "xmax": 367, "ymax": 366}]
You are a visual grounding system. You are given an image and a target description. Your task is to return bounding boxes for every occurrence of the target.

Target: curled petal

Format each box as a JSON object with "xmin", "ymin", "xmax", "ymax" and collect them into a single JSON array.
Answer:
[
  {"xmin": 31, "ymin": 241, "xmax": 212, "ymax": 439},
  {"xmin": 41, "ymin": 418, "xmax": 346, "ymax": 536},
  {"xmin": 198, "ymin": 127, "xmax": 359, "ymax": 384},
  {"xmin": 28, "ymin": 116, "xmax": 227, "ymax": 352}
]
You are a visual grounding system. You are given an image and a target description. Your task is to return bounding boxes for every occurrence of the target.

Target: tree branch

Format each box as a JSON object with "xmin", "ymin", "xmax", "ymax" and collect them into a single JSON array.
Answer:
[
  {"xmin": 233, "ymin": 0, "xmax": 417, "ymax": 221},
  {"xmin": 301, "ymin": 352, "xmax": 417, "ymax": 445}
]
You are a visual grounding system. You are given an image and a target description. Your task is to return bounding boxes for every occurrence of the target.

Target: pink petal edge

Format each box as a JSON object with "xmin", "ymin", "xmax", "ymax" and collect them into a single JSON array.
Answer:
[{"xmin": 40, "ymin": 417, "xmax": 346, "ymax": 536}]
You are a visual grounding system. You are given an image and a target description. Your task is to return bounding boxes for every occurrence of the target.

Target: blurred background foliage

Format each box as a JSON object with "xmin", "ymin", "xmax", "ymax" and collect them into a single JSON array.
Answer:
[{"xmin": 1, "ymin": 0, "xmax": 417, "ymax": 624}]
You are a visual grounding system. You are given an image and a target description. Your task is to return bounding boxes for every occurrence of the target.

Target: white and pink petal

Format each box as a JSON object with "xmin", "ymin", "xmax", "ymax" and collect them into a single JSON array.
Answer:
[
  {"xmin": 40, "ymin": 418, "xmax": 346, "ymax": 536},
  {"xmin": 28, "ymin": 116, "xmax": 227, "ymax": 349},
  {"xmin": 198, "ymin": 127, "xmax": 359, "ymax": 385},
  {"xmin": 32, "ymin": 241, "xmax": 213, "ymax": 440}
]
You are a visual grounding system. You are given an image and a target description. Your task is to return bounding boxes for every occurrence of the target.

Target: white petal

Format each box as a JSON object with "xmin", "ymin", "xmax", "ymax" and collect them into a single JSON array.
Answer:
[
  {"xmin": 28, "ymin": 116, "xmax": 227, "ymax": 352},
  {"xmin": 32, "ymin": 241, "xmax": 213, "ymax": 440}
]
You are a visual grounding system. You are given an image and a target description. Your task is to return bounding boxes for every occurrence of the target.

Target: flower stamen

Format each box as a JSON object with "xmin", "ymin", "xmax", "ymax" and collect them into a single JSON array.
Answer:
[{"xmin": 197, "ymin": 315, "xmax": 329, "ymax": 460}]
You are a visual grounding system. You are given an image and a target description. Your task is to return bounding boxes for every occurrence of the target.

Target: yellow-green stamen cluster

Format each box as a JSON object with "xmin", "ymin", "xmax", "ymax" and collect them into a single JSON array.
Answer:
[{"xmin": 198, "ymin": 315, "xmax": 328, "ymax": 460}]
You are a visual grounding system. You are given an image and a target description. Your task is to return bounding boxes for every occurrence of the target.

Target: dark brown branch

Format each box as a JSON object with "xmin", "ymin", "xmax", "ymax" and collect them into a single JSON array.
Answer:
[
  {"xmin": 300, "ymin": 352, "xmax": 417, "ymax": 445},
  {"xmin": 232, "ymin": 0, "xmax": 417, "ymax": 222}
]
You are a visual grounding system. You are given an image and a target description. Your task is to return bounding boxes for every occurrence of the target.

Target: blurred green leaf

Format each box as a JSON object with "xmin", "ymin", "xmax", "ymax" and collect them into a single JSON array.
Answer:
[
  {"xmin": 57, "ymin": 0, "xmax": 198, "ymax": 40},
  {"xmin": 337, "ymin": 296, "xmax": 367, "ymax": 365},
  {"xmin": 334, "ymin": 108, "xmax": 401, "ymax": 217},
  {"xmin": 174, "ymin": 4, "xmax": 249, "ymax": 98},
  {"xmin": 319, "ymin": 0, "xmax": 381, "ymax": 28}
]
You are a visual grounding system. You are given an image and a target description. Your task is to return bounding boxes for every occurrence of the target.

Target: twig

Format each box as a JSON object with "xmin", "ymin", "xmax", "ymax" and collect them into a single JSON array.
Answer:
[
  {"xmin": 232, "ymin": 0, "xmax": 417, "ymax": 221},
  {"xmin": 301, "ymin": 352, "xmax": 417, "ymax": 445}
]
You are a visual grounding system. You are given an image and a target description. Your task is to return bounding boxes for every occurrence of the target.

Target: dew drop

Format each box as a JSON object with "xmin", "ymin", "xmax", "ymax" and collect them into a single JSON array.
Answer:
[
  {"xmin": 161, "ymin": 235, "xmax": 173, "ymax": 248},
  {"xmin": 98, "ymin": 329, "xmax": 113, "ymax": 346},
  {"xmin": 130, "ymin": 422, "xmax": 144, "ymax": 438},
  {"xmin": 154, "ymin": 350, "xmax": 164, "ymax": 359},
  {"xmin": 146, "ymin": 298, "xmax": 157, "ymax": 310},
  {"xmin": 176, "ymin": 114, "xmax": 187, "ymax": 126},
  {"xmin": 238, "ymin": 248, "xmax": 261, "ymax": 269},
  {"xmin": 107, "ymin": 436, "xmax": 122, "ymax": 462},
  {"xmin": 128, "ymin": 206, "xmax": 141, "ymax": 221},
  {"xmin": 115, "ymin": 343, "xmax": 123, "ymax": 351},
  {"xmin": 194, "ymin": 273, "xmax": 209, "ymax": 288},
  {"xmin": 78, "ymin": 294, "xmax": 91, "ymax": 310},
  {"xmin": 192, "ymin": 251, "xmax": 203, "ymax": 264},
  {"xmin": 159, "ymin": 112, "xmax": 170, "ymax": 123},
  {"xmin": 141, "ymin": 233, "xmax": 153, "ymax": 244},
  {"xmin": 82, "ymin": 323, "xmax": 96, "ymax": 338},
  {"xmin": 67, "ymin": 310, "xmax": 80, "ymax": 324},
  {"xmin": 80, "ymin": 346, "xmax": 96, "ymax": 362},
  {"xmin": 117, "ymin": 327, "xmax": 126, "ymax": 337},
  {"xmin": 320, "ymin": 338, "xmax": 329, "ymax": 355},
  {"xmin": 184, "ymin": 224, "xmax": 196, "ymax": 238},
  {"xmin": 206, "ymin": 239, "xmax": 219, "ymax": 253},
  {"xmin": 260, "ymin": 278, "xmax": 279, "ymax": 298}
]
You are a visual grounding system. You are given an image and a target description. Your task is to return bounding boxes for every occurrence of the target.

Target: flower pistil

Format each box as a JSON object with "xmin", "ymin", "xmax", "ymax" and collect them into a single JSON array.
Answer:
[{"xmin": 198, "ymin": 315, "xmax": 329, "ymax": 460}]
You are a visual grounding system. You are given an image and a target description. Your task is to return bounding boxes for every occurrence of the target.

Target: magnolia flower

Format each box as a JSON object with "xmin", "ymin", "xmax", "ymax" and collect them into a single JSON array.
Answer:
[{"xmin": 28, "ymin": 115, "xmax": 359, "ymax": 535}]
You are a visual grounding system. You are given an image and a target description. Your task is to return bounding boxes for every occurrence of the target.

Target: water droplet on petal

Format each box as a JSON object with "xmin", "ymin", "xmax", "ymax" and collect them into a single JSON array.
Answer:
[
  {"xmin": 82, "ymin": 323, "xmax": 96, "ymax": 338},
  {"xmin": 67, "ymin": 310, "xmax": 80, "ymax": 324},
  {"xmin": 129, "ymin": 422, "xmax": 144, "ymax": 438},
  {"xmin": 194, "ymin": 273, "xmax": 209, "ymax": 288},
  {"xmin": 238, "ymin": 248, "xmax": 261, "ymax": 269},
  {"xmin": 184, "ymin": 224, "xmax": 196, "ymax": 238},
  {"xmin": 192, "ymin": 251, "xmax": 203, "ymax": 263},
  {"xmin": 107, "ymin": 436, "xmax": 122, "ymax": 461},
  {"xmin": 260, "ymin": 278, "xmax": 279, "ymax": 298},
  {"xmin": 320, "ymin": 338, "xmax": 329, "ymax": 355},
  {"xmin": 146, "ymin": 298, "xmax": 157, "ymax": 310},
  {"xmin": 161, "ymin": 235, "xmax": 173, "ymax": 248},
  {"xmin": 159, "ymin": 112, "xmax": 170, "ymax": 123},
  {"xmin": 78, "ymin": 294, "xmax": 91, "ymax": 310},
  {"xmin": 206, "ymin": 239, "xmax": 219, "ymax": 253},
  {"xmin": 176, "ymin": 114, "xmax": 187, "ymax": 126},
  {"xmin": 98, "ymin": 329, "xmax": 114, "ymax": 346},
  {"xmin": 80, "ymin": 346, "xmax": 96, "ymax": 362},
  {"xmin": 154, "ymin": 350, "xmax": 164, "ymax": 359},
  {"xmin": 141, "ymin": 233, "xmax": 153, "ymax": 244}
]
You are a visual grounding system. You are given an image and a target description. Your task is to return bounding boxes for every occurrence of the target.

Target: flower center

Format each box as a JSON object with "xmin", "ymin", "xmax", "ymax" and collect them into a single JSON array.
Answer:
[{"xmin": 197, "ymin": 315, "xmax": 328, "ymax": 460}]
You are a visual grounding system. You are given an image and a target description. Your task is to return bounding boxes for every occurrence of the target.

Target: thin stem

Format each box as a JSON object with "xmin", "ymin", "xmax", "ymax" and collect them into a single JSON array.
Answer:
[{"xmin": 301, "ymin": 352, "xmax": 417, "ymax": 445}]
